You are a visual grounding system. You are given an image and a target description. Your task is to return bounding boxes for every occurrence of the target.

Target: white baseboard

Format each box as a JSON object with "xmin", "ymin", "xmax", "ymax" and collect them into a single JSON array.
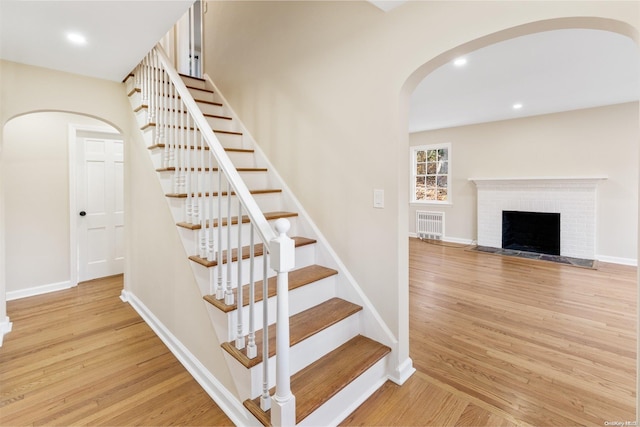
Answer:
[
  {"xmin": 6, "ymin": 280, "xmax": 74, "ymax": 301},
  {"xmin": 120, "ymin": 290, "xmax": 256, "ymax": 426},
  {"xmin": 596, "ymin": 254, "xmax": 637, "ymax": 267},
  {"xmin": 0, "ymin": 316, "xmax": 13, "ymax": 347},
  {"xmin": 408, "ymin": 233, "xmax": 474, "ymax": 246}
]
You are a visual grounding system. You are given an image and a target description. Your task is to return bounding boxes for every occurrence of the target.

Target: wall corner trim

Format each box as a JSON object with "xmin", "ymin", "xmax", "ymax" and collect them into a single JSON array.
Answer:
[{"xmin": 0, "ymin": 316, "xmax": 13, "ymax": 347}]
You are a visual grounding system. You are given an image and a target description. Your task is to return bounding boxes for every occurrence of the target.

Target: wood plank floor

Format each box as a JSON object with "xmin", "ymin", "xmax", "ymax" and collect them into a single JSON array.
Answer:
[
  {"xmin": 2, "ymin": 239, "xmax": 636, "ymax": 426},
  {"xmin": 0, "ymin": 275, "xmax": 233, "ymax": 426},
  {"xmin": 344, "ymin": 239, "xmax": 636, "ymax": 426}
]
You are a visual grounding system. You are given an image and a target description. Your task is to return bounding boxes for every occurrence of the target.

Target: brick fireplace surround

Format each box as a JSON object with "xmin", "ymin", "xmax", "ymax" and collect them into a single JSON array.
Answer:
[{"xmin": 470, "ymin": 177, "xmax": 606, "ymax": 260}]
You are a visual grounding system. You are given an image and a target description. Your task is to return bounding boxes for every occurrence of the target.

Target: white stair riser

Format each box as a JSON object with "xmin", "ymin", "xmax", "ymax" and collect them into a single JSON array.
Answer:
[
  {"xmin": 176, "ymin": 218, "xmax": 300, "ymax": 257},
  {"xmin": 128, "ymin": 91, "xmax": 144, "ymax": 111},
  {"xmin": 197, "ymin": 101, "xmax": 227, "ymax": 117},
  {"xmin": 299, "ymin": 355, "xmax": 389, "ymax": 427},
  {"xmin": 182, "ymin": 76, "xmax": 207, "ymax": 90},
  {"xmin": 188, "ymin": 87, "xmax": 216, "ymax": 103},
  {"xmin": 227, "ymin": 312, "xmax": 361, "ymax": 400},
  {"xmin": 157, "ymin": 170, "xmax": 269, "ymax": 195},
  {"xmin": 166, "ymin": 193, "xmax": 285, "ymax": 223},
  {"xmin": 205, "ymin": 274, "xmax": 337, "ymax": 344}
]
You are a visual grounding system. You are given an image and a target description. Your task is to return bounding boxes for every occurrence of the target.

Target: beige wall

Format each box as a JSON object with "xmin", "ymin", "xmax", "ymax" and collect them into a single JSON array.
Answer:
[
  {"xmin": 409, "ymin": 102, "xmax": 639, "ymax": 263},
  {"xmin": 203, "ymin": 0, "xmax": 639, "ymax": 365},
  {"xmin": 0, "ymin": 60, "xmax": 235, "ymax": 394}
]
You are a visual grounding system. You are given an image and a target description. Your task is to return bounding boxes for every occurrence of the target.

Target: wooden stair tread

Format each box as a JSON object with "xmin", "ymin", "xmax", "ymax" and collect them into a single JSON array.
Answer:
[
  {"xmin": 189, "ymin": 236, "xmax": 316, "ymax": 268},
  {"xmin": 221, "ymin": 298, "xmax": 362, "ymax": 368},
  {"xmin": 156, "ymin": 167, "xmax": 267, "ymax": 173},
  {"xmin": 142, "ymin": 106, "xmax": 232, "ymax": 121},
  {"xmin": 148, "ymin": 143, "xmax": 251, "ymax": 152},
  {"xmin": 166, "ymin": 188, "xmax": 281, "ymax": 199},
  {"xmin": 204, "ymin": 264, "xmax": 338, "ymax": 312},
  {"xmin": 244, "ymin": 335, "xmax": 391, "ymax": 425},
  {"xmin": 177, "ymin": 211, "xmax": 297, "ymax": 230}
]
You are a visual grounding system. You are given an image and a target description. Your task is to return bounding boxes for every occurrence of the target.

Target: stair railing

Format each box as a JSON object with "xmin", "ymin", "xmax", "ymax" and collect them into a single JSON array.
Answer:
[{"xmin": 135, "ymin": 45, "xmax": 296, "ymax": 426}]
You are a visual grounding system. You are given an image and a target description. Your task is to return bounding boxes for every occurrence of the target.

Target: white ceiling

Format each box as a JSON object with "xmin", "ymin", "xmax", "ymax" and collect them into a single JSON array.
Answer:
[
  {"xmin": 0, "ymin": 0, "xmax": 193, "ymax": 82},
  {"xmin": 410, "ymin": 29, "xmax": 640, "ymax": 133},
  {"xmin": 1, "ymin": 2, "xmax": 638, "ymax": 132}
]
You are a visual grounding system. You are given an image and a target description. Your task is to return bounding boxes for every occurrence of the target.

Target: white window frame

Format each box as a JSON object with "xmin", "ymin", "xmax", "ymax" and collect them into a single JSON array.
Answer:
[{"xmin": 410, "ymin": 142, "xmax": 452, "ymax": 205}]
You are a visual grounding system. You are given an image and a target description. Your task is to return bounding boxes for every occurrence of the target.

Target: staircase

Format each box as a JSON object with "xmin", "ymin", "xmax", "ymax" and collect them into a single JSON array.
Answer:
[{"xmin": 124, "ymin": 47, "xmax": 392, "ymax": 426}]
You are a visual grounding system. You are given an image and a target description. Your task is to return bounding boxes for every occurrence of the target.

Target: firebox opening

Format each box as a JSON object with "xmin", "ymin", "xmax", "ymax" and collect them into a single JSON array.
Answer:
[{"xmin": 502, "ymin": 211, "xmax": 560, "ymax": 256}]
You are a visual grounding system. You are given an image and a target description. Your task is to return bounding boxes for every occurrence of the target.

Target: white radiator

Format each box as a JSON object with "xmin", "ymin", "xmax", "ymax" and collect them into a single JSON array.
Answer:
[{"xmin": 416, "ymin": 211, "xmax": 444, "ymax": 240}]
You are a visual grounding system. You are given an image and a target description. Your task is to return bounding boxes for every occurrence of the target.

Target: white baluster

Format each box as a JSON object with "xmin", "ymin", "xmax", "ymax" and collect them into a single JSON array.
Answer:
[
  {"xmin": 225, "ymin": 181, "xmax": 234, "ymax": 306},
  {"xmin": 208, "ymin": 155, "xmax": 215, "ymax": 261},
  {"xmin": 216, "ymin": 170, "xmax": 224, "ymax": 300},
  {"xmin": 236, "ymin": 201, "xmax": 245, "ymax": 349},
  {"xmin": 270, "ymin": 218, "xmax": 296, "ymax": 426},
  {"xmin": 260, "ymin": 251, "xmax": 271, "ymax": 411},
  {"xmin": 161, "ymin": 68, "xmax": 168, "ymax": 168},
  {"xmin": 247, "ymin": 225, "xmax": 257, "ymax": 359},
  {"xmin": 185, "ymin": 109, "xmax": 192, "ymax": 224}
]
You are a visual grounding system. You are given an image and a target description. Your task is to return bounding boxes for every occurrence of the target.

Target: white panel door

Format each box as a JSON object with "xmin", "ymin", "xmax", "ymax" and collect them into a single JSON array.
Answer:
[{"xmin": 77, "ymin": 137, "xmax": 124, "ymax": 281}]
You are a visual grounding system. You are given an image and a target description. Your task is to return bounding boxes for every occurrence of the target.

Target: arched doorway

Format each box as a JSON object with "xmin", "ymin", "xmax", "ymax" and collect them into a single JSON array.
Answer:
[
  {"xmin": 2, "ymin": 112, "xmax": 124, "ymax": 300},
  {"xmin": 402, "ymin": 18, "xmax": 639, "ymax": 425}
]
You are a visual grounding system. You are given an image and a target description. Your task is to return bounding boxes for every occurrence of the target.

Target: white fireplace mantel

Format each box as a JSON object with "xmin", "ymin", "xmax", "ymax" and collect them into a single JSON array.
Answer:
[
  {"xmin": 470, "ymin": 176, "xmax": 607, "ymax": 260},
  {"xmin": 470, "ymin": 176, "xmax": 607, "ymax": 188}
]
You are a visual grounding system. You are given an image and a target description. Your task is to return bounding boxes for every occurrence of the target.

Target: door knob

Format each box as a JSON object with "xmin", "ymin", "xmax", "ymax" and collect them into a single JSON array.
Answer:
[{"xmin": 79, "ymin": 211, "xmax": 86, "ymax": 217}]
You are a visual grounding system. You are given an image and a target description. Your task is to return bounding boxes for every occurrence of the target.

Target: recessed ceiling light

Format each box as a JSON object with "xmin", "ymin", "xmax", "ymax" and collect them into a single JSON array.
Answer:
[
  {"xmin": 453, "ymin": 57, "xmax": 467, "ymax": 67},
  {"xmin": 512, "ymin": 103, "xmax": 523, "ymax": 110},
  {"xmin": 66, "ymin": 32, "xmax": 87, "ymax": 45}
]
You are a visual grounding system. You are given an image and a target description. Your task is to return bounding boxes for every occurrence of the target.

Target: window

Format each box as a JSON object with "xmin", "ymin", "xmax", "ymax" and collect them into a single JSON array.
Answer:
[{"xmin": 411, "ymin": 143, "xmax": 451, "ymax": 203}]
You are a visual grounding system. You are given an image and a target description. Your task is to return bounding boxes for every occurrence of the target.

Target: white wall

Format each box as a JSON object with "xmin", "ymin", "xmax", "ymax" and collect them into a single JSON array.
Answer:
[
  {"xmin": 203, "ymin": 0, "xmax": 639, "ymax": 368},
  {"xmin": 409, "ymin": 102, "xmax": 639, "ymax": 264}
]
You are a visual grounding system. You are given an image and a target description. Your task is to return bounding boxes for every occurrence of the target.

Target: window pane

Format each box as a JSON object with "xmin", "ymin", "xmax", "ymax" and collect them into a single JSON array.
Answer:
[
  {"xmin": 438, "ymin": 161, "xmax": 448, "ymax": 174},
  {"xmin": 438, "ymin": 148, "xmax": 448, "ymax": 161},
  {"xmin": 415, "ymin": 176, "xmax": 426, "ymax": 200},
  {"xmin": 427, "ymin": 162, "xmax": 437, "ymax": 174},
  {"xmin": 416, "ymin": 163, "xmax": 426, "ymax": 175},
  {"xmin": 416, "ymin": 150, "xmax": 426, "ymax": 162},
  {"xmin": 437, "ymin": 176, "xmax": 448, "ymax": 188},
  {"xmin": 426, "ymin": 176, "xmax": 436, "ymax": 200},
  {"xmin": 427, "ymin": 149, "xmax": 437, "ymax": 162},
  {"xmin": 437, "ymin": 188, "xmax": 448, "ymax": 201}
]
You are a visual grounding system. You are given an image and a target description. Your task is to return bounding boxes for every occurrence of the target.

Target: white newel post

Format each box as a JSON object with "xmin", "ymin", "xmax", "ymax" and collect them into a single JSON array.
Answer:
[{"xmin": 270, "ymin": 218, "xmax": 296, "ymax": 426}]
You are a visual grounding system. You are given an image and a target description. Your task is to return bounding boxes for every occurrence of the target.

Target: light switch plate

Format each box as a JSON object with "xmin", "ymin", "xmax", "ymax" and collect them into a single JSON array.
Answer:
[{"xmin": 373, "ymin": 189, "xmax": 384, "ymax": 208}]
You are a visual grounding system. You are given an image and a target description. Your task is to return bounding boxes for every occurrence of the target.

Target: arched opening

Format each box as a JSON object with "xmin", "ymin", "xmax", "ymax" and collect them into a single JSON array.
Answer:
[
  {"xmin": 2, "ymin": 111, "xmax": 124, "ymax": 301},
  {"xmin": 402, "ymin": 18, "xmax": 639, "ymax": 425}
]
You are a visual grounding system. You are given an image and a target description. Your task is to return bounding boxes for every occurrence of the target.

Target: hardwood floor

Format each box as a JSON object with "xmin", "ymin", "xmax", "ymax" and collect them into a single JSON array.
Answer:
[
  {"xmin": 404, "ymin": 238, "xmax": 636, "ymax": 426},
  {"xmin": 0, "ymin": 275, "xmax": 233, "ymax": 426},
  {"xmin": 2, "ymin": 240, "xmax": 637, "ymax": 426}
]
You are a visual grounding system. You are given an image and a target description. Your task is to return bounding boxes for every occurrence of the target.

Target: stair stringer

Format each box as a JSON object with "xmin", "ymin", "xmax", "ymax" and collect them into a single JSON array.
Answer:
[{"xmin": 202, "ymin": 74, "xmax": 415, "ymax": 385}]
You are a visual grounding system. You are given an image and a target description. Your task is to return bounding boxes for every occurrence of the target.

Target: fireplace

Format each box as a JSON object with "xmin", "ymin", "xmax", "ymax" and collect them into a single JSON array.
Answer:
[
  {"xmin": 502, "ymin": 211, "xmax": 560, "ymax": 255},
  {"xmin": 470, "ymin": 177, "xmax": 606, "ymax": 260}
]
